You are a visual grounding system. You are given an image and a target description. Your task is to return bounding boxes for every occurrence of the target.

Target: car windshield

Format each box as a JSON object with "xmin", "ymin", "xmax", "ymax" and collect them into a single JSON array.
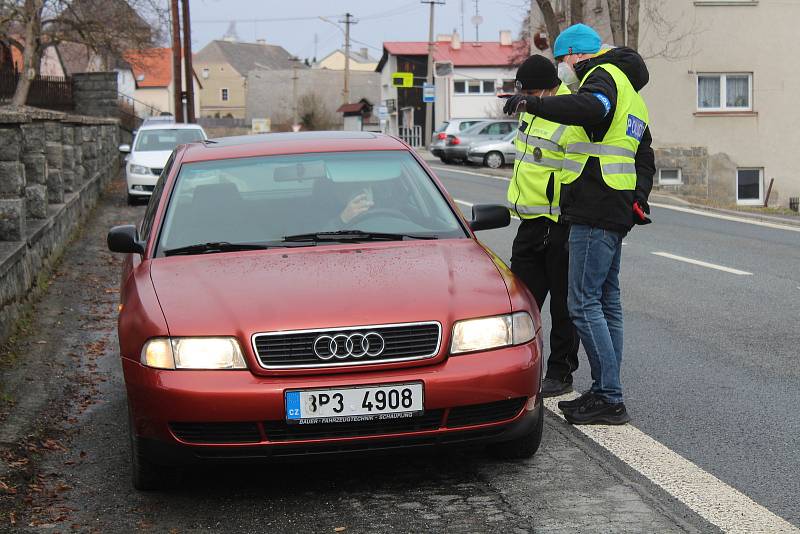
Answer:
[
  {"xmin": 157, "ymin": 150, "xmax": 466, "ymax": 253},
  {"xmin": 434, "ymin": 121, "xmax": 449, "ymax": 133},
  {"xmin": 135, "ymin": 129, "xmax": 205, "ymax": 152}
]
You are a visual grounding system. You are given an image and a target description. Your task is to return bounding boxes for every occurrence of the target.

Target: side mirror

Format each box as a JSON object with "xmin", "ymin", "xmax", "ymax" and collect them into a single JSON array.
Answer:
[
  {"xmin": 469, "ymin": 204, "xmax": 511, "ymax": 232},
  {"xmin": 107, "ymin": 225, "xmax": 145, "ymax": 254},
  {"xmin": 119, "ymin": 144, "xmax": 131, "ymax": 153}
]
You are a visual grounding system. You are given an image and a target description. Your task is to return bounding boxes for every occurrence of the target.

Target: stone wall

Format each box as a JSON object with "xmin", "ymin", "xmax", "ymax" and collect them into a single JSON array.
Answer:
[
  {"xmin": 0, "ymin": 107, "xmax": 120, "ymax": 343},
  {"xmin": 73, "ymin": 72, "xmax": 120, "ymax": 119}
]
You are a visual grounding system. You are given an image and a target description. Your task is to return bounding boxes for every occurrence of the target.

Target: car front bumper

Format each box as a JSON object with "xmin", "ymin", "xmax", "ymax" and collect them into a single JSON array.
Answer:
[
  {"xmin": 123, "ymin": 342, "xmax": 541, "ymax": 461},
  {"xmin": 126, "ymin": 171, "xmax": 157, "ymax": 196}
]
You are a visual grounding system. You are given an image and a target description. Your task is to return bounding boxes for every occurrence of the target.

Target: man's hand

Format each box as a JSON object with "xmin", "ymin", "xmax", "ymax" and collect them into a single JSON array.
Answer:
[
  {"xmin": 632, "ymin": 200, "xmax": 651, "ymax": 225},
  {"xmin": 340, "ymin": 193, "xmax": 374, "ymax": 223},
  {"xmin": 501, "ymin": 94, "xmax": 541, "ymax": 116}
]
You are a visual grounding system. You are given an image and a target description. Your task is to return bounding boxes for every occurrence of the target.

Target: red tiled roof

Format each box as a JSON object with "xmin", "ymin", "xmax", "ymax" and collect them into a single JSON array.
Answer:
[
  {"xmin": 383, "ymin": 40, "xmax": 525, "ymax": 67},
  {"xmin": 124, "ymin": 48, "xmax": 172, "ymax": 87},
  {"xmin": 337, "ymin": 102, "xmax": 367, "ymax": 114}
]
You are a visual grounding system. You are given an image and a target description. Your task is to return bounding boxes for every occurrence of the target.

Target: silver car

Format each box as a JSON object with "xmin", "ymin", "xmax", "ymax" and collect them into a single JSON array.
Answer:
[
  {"xmin": 429, "ymin": 118, "xmax": 487, "ymax": 162},
  {"xmin": 466, "ymin": 130, "xmax": 517, "ymax": 168},
  {"xmin": 441, "ymin": 120, "xmax": 517, "ymax": 164}
]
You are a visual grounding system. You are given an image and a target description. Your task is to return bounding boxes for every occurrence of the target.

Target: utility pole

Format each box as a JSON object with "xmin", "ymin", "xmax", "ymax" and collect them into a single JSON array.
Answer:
[
  {"xmin": 170, "ymin": 0, "xmax": 184, "ymax": 122},
  {"xmin": 291, "ymin": 58, "xmax": 299, "ymax": 128},
  {"xmin": 180, "ymin": 0, "xmax": 195, "ymax": 123},
  {"xmin": 339, "ymin": 13, "xmax": 357, "ymax": 105},
  {"xmin": 422, "ymin": 1, "xmax": 444, "ymax": 149}
]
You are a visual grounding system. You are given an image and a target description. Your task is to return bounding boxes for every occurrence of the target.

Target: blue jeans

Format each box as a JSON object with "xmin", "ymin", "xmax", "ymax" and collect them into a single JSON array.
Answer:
[{"xmin": 567, "ymin": 224, "xmax": 624, "ymax": 404}]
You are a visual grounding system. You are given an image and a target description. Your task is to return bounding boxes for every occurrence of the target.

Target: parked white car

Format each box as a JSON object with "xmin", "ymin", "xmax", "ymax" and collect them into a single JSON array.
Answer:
[{"xmin": 119, "ymin": 123, "xmax": 206, "ymax": 204}]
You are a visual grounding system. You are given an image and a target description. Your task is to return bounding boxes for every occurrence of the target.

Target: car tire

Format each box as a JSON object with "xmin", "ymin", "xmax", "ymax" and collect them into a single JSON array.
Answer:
[
  {"xmin": 484, "ymin": 151, "xmax": 504, "ymax": 169},
  {"xmin": 129, "ymin": 418, "xmax": 173, "ymax": 491},
  {"xmin": 487, "ymin": 401, "xmax": 543, "ymax": 460},
  {"xmin": 127, "ymin": 194, "xmax": 137, "ymax": 206},
  {"xmin": 439, "ymin": 156, "xmax": 453, "ymax": 164}
]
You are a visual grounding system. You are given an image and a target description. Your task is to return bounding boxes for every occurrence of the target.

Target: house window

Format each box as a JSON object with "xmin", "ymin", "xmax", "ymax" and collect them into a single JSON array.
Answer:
[
  {"xmin": 221, "ymin": 88, "xmax": 229, "ymax": 101},
  {"xmin": 658, "ymin": 168, "xmax": 682, "ymax": 185},
  {"xmin": 467, "ymin": 80, "xmax": 481, "ymax": 94},
  {"xmin": 697, "ymin": 73, "xmax": 752, "ymax": 111},
  {"xmin": 454, "ymin": 80, "xmax": 466, "ymax": 94},
  {"xmin": 501, "ymin": 80, "xmax": 516, "ymax": 93},
  {"xmin": 454, "ymin": 79, "xmax": 502, "ymax": 95},
  {"xmin": 736, "ymin": 168, "xmax": 763, "ymax": 205},
  {"xmin": 482, "ymin": 80, "xmax": 495, "ymax": 93}
]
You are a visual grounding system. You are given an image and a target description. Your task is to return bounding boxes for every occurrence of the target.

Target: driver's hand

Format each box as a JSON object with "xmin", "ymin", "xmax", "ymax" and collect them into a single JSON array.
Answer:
[{"xmin": 340, "ymin": 193, "xmax": 374, "ymax": 223}]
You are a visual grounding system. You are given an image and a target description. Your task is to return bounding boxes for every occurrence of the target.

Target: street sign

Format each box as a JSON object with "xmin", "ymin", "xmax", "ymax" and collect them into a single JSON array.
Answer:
[
  {"xmin": 377, "ymin": 105, "xmax": 389, "ymax": 120},
  {"xmin": 434, "ymin": 61, "xmax": 453, "ymax": 78},
  {"xmin": 422, "ymin": 83, "xmax": 435, "ymax": 103},
  {"xmin": 251, "ymin": 118, "xmax": 271, "ymax": 134},
  {"xmin": 392, "ymin": 72, "xmax": 413, "ymax": 88}
]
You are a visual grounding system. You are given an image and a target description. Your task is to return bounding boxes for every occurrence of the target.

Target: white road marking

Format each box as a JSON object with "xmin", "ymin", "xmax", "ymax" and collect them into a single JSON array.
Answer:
[
  {"xmin": 649, "ymin": 202, "xmax": 800, "ymax": 233},
  {"xmin": 652, "ymin": 252, "xmax": 753, "ymax": 276},
  {"xmin": 430, "ymin": 165, "xmax": 511, "ymax": 182},
  {"xmin": 432, "ymin": 164, "xmax": 800, "ymax": 233},
  {"xmin": 544, "ymin": 395, "xmax": 799, "ymax": 533}
]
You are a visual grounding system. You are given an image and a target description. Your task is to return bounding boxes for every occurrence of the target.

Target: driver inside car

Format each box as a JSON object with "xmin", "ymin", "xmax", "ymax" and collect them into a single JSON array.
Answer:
[{"xmin": 339, "ymin": 186, "xmax": 375, "ymax": 224}]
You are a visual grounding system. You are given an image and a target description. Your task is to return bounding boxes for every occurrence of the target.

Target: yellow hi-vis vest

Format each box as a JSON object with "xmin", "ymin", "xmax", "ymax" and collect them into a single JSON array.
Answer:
[
  {"xmin": 507, "ymin": 83, "xmax": 579, "ymax": 221},
  {"xmin": 559, "ymin": 63, "xmax": 649, "ymax": 190}
]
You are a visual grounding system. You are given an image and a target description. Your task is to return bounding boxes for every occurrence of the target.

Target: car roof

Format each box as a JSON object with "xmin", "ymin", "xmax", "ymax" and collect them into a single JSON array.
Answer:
[
  {"xmin": 138, "ymin": 122, "xmax": 205, "ymax": 131},
  {"xmin": 180, "ymin": 131, "xmax": 409, "ymax": 163}
]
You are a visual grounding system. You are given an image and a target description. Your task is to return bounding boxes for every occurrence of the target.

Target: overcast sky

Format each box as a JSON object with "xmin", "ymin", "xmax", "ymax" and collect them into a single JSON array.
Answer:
[{"xmin": 188, "ymin": 0, "xmax": 529, "ymax": 60}]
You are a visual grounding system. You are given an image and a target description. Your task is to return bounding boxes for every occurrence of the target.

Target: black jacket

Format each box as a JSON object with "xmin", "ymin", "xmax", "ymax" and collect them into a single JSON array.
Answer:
[{"xmin": 527, "ymin": 47, "xmax": 656, "ymax": 233}]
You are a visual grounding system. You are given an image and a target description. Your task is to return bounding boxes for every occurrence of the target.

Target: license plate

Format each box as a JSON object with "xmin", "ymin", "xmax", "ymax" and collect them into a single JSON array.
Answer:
[{"xmin": 285, "ymin": 382, "xmax": 424, "ymax": 424}]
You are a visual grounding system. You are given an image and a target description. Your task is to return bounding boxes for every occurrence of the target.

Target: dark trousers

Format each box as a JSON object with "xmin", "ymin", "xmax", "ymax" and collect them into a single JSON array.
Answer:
[{"xmin": 510, "ymin": 218, "xmax": 580, "ymax": 383}]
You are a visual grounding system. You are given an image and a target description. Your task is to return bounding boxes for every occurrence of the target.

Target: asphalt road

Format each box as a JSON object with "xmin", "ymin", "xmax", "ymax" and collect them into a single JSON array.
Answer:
[
  {"xmin": 432, "ymin": 163, "xmax": 800, "ymax": 527},
  {"xmin": 0, "ymin": 177, "xmax": 713, "ymax": 533}
]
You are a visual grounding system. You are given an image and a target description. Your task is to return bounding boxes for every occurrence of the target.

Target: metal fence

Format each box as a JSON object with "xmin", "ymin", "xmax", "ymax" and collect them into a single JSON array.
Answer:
[
  {"xmin": 0, "ymin": 72, "xmax": 74, "ymax": 110},
  {"xmin": 197, "ymin": 117, "xmax": 249, "ymax": 129},
  {"xmin": 399, "ymin": 125, "xmax": 423, "ymax": 148}
]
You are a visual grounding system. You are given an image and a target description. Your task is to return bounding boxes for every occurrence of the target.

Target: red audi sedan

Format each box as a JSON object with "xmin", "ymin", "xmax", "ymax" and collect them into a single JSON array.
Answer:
[{"xmin": 108, "ymin": 131, "xmax": 543, "ymax": 489}]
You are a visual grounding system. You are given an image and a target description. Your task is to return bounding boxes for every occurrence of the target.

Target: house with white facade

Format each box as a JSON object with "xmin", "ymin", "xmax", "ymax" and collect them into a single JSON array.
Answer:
[{"xmin": 377, "ymin": 31, "xmax": 525, "ymax": 146}]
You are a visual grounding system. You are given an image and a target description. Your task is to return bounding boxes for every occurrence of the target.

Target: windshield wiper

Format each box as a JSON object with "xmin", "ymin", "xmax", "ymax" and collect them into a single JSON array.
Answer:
[
  {"xmin": 163, "ymin": 241, "xmax": 271, "ymax": 256},
  {"xmin": 282, "ymin": 230, "xmax": 439, "ymax": 242}
]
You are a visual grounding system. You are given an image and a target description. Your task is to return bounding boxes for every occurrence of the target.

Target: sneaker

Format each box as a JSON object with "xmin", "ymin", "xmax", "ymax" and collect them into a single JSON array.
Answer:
[
  {"xmin": 563, "ymin": 396, "xmax": 631, "ymax": 425},
  {"xmin": 541, "ymin": 378, "xmax": 574, "ymax": 398},
  {"xmin": 557, "ymin": 390, "xmax": 595, "ymax": 413}
]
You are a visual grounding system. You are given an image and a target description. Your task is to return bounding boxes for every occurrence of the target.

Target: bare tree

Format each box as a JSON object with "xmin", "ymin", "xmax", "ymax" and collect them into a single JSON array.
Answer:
[
  {"xmin": 298, "ymin": 92, "xmax": 336, "ymax": 131},
  {"xmin": 535, "ymin": 0, "xmax": 561, "ymax": 50},
  {"xmin": 0, "ymin": 0, "xmax": 164, "ymax": 107},
  {"xmin": 607, "ymin": 0, "xmax": 624, "ymax": 46},
  {"xmin": 570, "ymin": 0, "xmax": 584, "ymax": 24},
  {"xmin": 625, "ymin": 0, "xmax": 639, "ymax": 50}
]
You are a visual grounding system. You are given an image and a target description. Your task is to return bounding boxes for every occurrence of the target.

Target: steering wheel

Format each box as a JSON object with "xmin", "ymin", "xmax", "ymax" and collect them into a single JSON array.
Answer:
[{"xmin": 347, "ymin": 207, "xmax": 412, "ymax": 226}]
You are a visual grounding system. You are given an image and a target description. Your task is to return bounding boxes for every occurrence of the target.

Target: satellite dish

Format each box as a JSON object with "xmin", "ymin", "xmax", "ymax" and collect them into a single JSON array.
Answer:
[{"xmin": 470, "ymin": 15, "xmax": 483, "ymax": 26}]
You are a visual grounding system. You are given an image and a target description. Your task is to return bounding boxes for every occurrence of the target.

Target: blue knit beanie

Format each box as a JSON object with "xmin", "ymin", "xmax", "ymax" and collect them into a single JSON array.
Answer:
[{"xmin": 553, "ymin": 23, "xmax": 602, "ymax": 58}]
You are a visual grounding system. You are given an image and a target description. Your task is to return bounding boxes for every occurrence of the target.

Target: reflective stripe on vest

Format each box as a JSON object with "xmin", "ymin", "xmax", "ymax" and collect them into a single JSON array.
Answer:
[
  {"xmin": 565, "ymin": 142, "xmax": 636, "ymax": 159},
  {"xmin": 602, "ymin": 162, "xmax": 636, "ymax": 174},
  {"xmin": 506, "ymin": 201, "xmax": 561, "ymax": 216},
  {"xmin": 516, "ymin": 150, "xmax": 583, "ymax": 172},
  {"xmin": 516, "ymin": 131, "xmax": 563, "ymax": 152}
]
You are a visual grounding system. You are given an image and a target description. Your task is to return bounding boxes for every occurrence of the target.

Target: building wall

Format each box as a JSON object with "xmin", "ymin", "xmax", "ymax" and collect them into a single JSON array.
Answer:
[
  {"xmin": 318, "ymin": 51, "xmax": 378, "ymax": 72},
  {"xmin": 379, "ymin": 54, "xmax": 399, "ymax": 135},
  {"xmin": 194, "ymin": 60, "xmax": 246, "ymax": 118},
  {"xmin": 133, "ymin": 87, "xmax": 170, "ymax": 116},
  {"xmin": 438, "ymin": 66, "xmax": 517, "ymax": 124},
  {"xmin": 641, "ymin": 0, "xmax": 800, "ymax": 206}
]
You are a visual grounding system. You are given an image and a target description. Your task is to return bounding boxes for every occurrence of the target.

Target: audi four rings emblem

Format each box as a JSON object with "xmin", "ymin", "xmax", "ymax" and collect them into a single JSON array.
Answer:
[{"xmin": 313, "ymin": 332, "xmax": 386, "ymax": 360}]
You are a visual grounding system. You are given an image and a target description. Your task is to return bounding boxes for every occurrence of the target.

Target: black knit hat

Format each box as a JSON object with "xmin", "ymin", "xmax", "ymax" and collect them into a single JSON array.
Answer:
[{"xmin": 515, "ymin": 54, "xmax": 559, "ymax": 90}]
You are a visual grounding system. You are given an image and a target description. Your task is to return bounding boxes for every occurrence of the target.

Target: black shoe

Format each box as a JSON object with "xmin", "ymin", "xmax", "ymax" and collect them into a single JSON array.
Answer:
[
  {"xmin": 541, "ymin": 378, "xmax": 574, "ymax": 398},
  {"xmin": 557, "ymin": 390, "xmax": 596, "ymax": 413},
  {"xmin": 563, "ymin": 396, "xmax": 630, "ymax": 425}
]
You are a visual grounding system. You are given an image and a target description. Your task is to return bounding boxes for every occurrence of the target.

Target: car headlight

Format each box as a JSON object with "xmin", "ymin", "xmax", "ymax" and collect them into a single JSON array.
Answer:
[
  {"xmin": 141, "ymin": 337, "xmax": 247, "ymax": 369},
  {"xmin": 128, "ymin": 164, "xmax": 151, "ymax": 175},
  {"xmin": 450, "ymin": 312, "xmax": 536, "ymax": 355}
]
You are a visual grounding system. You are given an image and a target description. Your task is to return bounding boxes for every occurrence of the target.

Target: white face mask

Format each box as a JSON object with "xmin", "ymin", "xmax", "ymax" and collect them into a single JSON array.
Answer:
[{"xmin": 557, "ymin": 62, "xmax": 579, "ymax": 85}]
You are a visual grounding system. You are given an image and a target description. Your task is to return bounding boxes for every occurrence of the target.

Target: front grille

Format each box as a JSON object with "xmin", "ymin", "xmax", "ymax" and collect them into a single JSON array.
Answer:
[
  {"xmin": 446, "ymin": 398, "xmax": 526, "ymax": 428},
  {"xmin": 169, "ymin": 422, "xmax": 261, "ymax": 443},
  {"xmin": 150, "ymin": 167, "xmax": 163, "ymax": 176},
  {"xmin": 253, "ymin": 322, "xmax": 441, "ymax": 369},
  {"xmin": 263, "ymin": 410, "xmax": 444, "ymax": 441}
]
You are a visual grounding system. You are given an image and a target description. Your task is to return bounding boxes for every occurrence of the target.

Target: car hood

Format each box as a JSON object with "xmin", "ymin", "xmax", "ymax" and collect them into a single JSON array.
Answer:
[
  {"xmin": 129, "ymin": 150, "xmax": 172, "ymax": 168},
  {"xmin": 149, "ymin": 239, "xmax": 512, "ymax": 337}
]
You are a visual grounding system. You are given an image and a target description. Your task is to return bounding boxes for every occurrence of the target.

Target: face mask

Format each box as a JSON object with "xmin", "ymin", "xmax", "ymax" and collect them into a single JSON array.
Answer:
[{"xmin": 557, "ymin": 62, "xmax": 579, "ymax": 85}]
